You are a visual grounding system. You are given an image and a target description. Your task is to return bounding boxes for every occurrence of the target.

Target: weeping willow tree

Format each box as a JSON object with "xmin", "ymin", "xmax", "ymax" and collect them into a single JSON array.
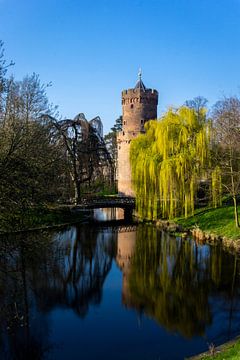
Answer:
[{"xmin": 130, "ymin": 106, "xmax": 221, "ymax": 219}]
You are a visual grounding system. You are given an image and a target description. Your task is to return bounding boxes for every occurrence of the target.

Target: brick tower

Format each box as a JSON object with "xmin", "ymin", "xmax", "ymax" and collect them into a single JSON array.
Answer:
[{"xmin": 117, "ymin": 71, "xmax": 158, "ymax": 196}]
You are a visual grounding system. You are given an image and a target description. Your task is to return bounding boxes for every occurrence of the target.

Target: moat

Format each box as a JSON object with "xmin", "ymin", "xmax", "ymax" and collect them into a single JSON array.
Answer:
[{"xmin": 1, "ymin": 210, "xmax": 240, "ymax": 360}]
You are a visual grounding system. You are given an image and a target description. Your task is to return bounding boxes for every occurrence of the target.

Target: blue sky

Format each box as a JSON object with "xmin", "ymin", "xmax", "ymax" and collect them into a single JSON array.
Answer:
[{"xmin": 1, "ymin": 0, "xmax": 240, "ymax": 133}]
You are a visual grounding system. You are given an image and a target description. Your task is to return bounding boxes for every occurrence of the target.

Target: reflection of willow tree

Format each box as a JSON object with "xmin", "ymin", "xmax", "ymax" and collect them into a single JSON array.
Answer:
[
  {"xmin": 0, "ymin": 226, "xmax": 117, "ymax": 359},
  {"xmin": 34, "ymin": 226, "xmax": 117, "ymax": 317},
  {"xmin": 127, "ymin": 226, "xmax": 240, "ymax": 339}
]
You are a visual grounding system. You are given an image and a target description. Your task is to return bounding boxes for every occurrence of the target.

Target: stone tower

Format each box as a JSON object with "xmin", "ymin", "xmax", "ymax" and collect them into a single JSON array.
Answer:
[{"xmin": 117, "ymin": 72, "xmax": 158, "ymax": 196}]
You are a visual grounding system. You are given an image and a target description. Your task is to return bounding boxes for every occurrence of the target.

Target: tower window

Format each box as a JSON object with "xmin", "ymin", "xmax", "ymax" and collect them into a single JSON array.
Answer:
[
  {"xmin": 123, "ymin": 121, "xmax": 126, "ymax": 125},
  {"xmin": 141, "ymin": 120, "xmax": 144, "ymax": 124},
  {"xmin": 130, "ymin": 104, "xmax": 134, "ymax": 109}
]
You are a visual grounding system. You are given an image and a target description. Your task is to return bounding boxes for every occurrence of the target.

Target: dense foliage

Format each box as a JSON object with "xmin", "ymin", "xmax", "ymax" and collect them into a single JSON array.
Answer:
[
  {"xmin": 0, "ymin": 42, "xmax": 112, "ymax": 230},
  {"xmin": 0, "ymin": 45, "xmax": 64, "ymax": 229},
  {"xmin": 1, "ymin": 39, "xmax": 240, "ymax": 228},
  {"xmin": 130, "ymin": 106, "xmax": 220, "ymax": 219}
]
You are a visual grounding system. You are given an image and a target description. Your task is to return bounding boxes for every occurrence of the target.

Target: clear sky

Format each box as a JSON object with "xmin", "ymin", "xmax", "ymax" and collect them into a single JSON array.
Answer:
[{"xmin": 1, "ymin": 0, "xmax": 240, "ymax": 133}]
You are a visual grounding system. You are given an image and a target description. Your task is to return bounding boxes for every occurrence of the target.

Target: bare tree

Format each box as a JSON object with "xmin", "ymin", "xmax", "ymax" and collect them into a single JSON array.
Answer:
[
  {"xmin": 185, "ymin": 96, "xmax": 208, "ymax": 112},
  {"xmin": 185, "ymin": 96, "xmax": 208, "ymax": 125},
  {"xmin": 104, "ymin": 115, "xmax": 122, "ymax": 187},
  {"xmin": 43, "ymin": 113, "xmax": 113, "ymax": 204},
  {"xmin": 0, "ymin": 41, "xmax": 14, "ymax": 120},
  {"xmin": 212, "ymin": 96, "xmax": 240, "ymax": 227}
]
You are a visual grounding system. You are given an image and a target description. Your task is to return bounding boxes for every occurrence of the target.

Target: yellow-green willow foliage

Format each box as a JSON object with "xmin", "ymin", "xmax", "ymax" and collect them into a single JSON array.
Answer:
[
  {"xmin": 130, "ymin": 106, "xmax": 220, "ymax": 219},
  {"xmin": 211, "ymin": 166, "xmax": 222, "ymax": 208}
]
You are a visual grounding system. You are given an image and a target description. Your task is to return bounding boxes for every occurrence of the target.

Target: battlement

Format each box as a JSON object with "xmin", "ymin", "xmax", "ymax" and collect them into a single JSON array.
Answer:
[
  {"xmin": 122, "ymin": 87, "xmax": 158, "ymax": 107},
  {"xmin": 122, "ymin": 88, "xmax": 158, "ymax": 96},
  {"xmin": 122, "ymin": 96, "xmax": 158, "ymax": 106}
]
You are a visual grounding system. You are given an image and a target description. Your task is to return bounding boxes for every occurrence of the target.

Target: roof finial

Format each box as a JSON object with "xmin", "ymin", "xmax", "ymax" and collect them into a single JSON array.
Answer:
[
  {"xmin": 135, "ymin": 68, "xmax": 146, "ymax": 91},
  {"xmin": 138, "ymin": 68, "xmax": 142, "ymax": 80}
]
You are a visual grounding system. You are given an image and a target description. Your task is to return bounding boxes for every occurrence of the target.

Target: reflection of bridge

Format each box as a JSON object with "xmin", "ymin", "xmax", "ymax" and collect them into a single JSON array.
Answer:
[
  {"xmin": 76, "ymin": 196, "xmax": 135, "ymax": 220},
  {"xmin": 95, "ymin": 225, "xmax": 137, "ymax": 233}
]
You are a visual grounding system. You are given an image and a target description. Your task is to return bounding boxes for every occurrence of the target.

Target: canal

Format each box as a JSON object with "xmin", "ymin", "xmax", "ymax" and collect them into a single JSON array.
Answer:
[{"xmin": 0, "ymin": 209, "xmax": 240, "ymax": 359}]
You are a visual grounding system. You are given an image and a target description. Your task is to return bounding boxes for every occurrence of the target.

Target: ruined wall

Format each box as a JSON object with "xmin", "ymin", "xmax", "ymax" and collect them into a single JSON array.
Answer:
[{"xmin": 117, "ymin": 87, "xmax": 158, "ymax": 196}]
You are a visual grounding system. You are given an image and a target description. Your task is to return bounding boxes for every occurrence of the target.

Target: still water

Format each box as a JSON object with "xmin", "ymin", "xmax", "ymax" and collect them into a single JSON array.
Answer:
[{"xmin": 0, "ymin": 210, "xmax": 240, "ymax": 359}]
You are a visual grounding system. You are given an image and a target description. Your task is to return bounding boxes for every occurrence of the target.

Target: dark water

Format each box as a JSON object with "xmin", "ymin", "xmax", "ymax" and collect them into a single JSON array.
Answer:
[{"xmin": 1, "ymin": 212, "xmax": 240, "ymax": 359}]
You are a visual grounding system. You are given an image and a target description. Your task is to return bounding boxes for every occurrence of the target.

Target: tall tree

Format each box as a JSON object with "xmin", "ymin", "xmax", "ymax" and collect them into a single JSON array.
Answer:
[
  {"xmin": 212, "ymin": 96, "xmax": 240, "ymax": 227},
  {"xmin": 130, "ymin": 106, "xmax": 219, "ymax": 220},
  {"xmin": 104, "ymin": 115, "xmax": 122, "ymax": 185},
  {"xmin": 0, "ymin": 72, "xmax": 63, "ymax": 229},
  {"xmin": 185, "ymin": 96, "xmax": 208, "ymax": 114},
  {"xmin": 0, "ymin": 41, "xmax": 13, "ymax": 119}
]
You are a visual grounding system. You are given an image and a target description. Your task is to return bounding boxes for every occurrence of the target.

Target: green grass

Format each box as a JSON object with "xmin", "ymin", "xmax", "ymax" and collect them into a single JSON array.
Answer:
[
  {"xmin": 0, "ymin": 205, "xmax": 86, "ymax": 232},
  {"xmin": 175, "ymin": 205, "xmax": 240, "ymax": 240},
  {"xmin": 194, "ymin": 339, "xmax": 240, "ymax": 359}
]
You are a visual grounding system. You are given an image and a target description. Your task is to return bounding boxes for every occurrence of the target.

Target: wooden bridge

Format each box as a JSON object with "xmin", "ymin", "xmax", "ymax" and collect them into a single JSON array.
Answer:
[{"xmin": 74, "ymin": 196, "xmax": 135, "ymax": 220}]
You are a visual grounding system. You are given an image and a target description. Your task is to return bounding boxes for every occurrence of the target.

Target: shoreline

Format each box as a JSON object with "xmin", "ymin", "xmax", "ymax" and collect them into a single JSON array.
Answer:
[
  {"xmin": 0, "ymin": 207, "xmax": 92, "ymax": 236},
  {"xmin": 1, "ymin": 207, "xmax": 240, "ymax": 359},
  {"xmin": 155, "ymin": 215, "xmax": 240, "ymax": 253},
  {"xmin": 187, "ymin": 335, "xmax": 240, "ymax": 359},
  {"xmin": 1, "ymin": 208, "xmax": 240, "ymax": 254},
  {"xmin": 0, "ymin": 211, "xmax": 137, "ymax": 236}
]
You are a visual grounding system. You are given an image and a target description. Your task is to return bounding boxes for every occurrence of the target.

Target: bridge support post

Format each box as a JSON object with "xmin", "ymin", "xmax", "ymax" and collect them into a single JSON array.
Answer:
[{"xmin": 124, "ymin": 207, "xmax": 133, "ymax": 221}]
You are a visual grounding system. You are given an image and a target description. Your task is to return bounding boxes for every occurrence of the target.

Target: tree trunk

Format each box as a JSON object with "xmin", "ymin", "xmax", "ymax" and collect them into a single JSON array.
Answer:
[
  {"xmin": 233, "ymin": 195, "xmax": 239, "ymax": 228},
  {"xmin": 230, "ymin": 155, "xmax": 239, "ymax": 228},
  {"xmin": 74, "ymin": 180, "xmax": 81, "ymax": 204}
]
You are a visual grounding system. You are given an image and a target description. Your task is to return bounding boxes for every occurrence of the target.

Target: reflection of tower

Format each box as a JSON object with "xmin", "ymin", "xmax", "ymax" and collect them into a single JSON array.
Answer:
[
  {"xmin": 116, "ymin": 230, "xmax": 136, "ymax": 306},
  {"xmin": 117, "ymin": 71, "xmax": 158, "ymax": 196}
]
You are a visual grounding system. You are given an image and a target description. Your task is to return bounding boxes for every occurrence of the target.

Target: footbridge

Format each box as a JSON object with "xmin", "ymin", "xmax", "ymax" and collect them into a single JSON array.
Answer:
[{"xmin": 75, "ymin": 196, "xmax": 135, "ymax": 220}]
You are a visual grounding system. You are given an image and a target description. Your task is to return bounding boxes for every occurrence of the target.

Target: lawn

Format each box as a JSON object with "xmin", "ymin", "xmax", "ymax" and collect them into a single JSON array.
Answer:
[
  {"xmin": 191, "ymin": 339, "xmax": 240, "ymax": 359},
  {"xmin": 176, "ymin": 205, "xmax": 240, "ymax": 240}
]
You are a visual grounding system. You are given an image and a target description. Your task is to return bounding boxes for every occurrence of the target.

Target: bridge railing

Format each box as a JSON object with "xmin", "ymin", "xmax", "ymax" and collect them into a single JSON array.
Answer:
[{"xmin": 79, "ymin": 196, "xmax": 135, "ymax": 207}]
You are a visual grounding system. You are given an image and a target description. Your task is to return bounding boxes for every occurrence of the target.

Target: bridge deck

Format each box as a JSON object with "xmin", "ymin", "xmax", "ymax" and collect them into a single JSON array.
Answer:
[{"xmin": 76, "ymin": 196, "xmax": 135, "ymax": 210}]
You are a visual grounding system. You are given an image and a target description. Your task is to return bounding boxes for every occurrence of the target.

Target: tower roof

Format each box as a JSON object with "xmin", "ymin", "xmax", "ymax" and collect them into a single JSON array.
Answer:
[
  {"xmin": 134, "ymin": 78, "xmax": 146, "ymax": 91},
  {"xmin": 134, "ymin": 68, "xmax": 146, "ymax": 91}
]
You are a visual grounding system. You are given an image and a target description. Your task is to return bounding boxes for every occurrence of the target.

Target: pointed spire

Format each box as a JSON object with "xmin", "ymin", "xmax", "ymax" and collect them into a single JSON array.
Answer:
[
  {"xmin": 135, "ymin": 68, "xmax": 146, "ymax": 91},
  {"xmin": 138, "ymin": 68, "xmax": 142, "ymax": 80}
]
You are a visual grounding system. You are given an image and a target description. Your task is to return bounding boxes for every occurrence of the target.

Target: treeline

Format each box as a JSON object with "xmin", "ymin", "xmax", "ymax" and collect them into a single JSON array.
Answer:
[
  {"xmin": 0, "ymin": 42, "xmax": 112, "ymax": 230},
  {"xmin": 130, "ymin": 97, "xmax": 240, "ymax": 227}
]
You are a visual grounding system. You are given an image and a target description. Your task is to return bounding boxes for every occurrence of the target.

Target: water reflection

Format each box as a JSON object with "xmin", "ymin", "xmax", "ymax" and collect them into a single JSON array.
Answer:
[
  {"xmin": 0, "ymin": 227, "xmax": 117, "ymax": 359},
  {"xmin": 117, "ymin": 225, "xmax": 240, "ymax": 340},
  {"xmin": 0, "ymin": 222, "xmax": 240, "ymax": 359},
  {"xmin": 35, "ymin": 226, "xmax": 116, "ymax": 316},
  {"xmin": 94, "ymin": 207, "xmax": 124, "ymax": 221},
  {"xmin": 0, "ymin": 232, "xmax": 55, "ymax": 359}
]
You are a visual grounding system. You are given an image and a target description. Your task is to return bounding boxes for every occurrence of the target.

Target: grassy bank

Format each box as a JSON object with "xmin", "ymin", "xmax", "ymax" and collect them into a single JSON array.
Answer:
[
  {"xmin": 189, "ymin": 338, "xmax": 240, "ymax": 359},
  {"xmin": 175, "ymin": 205, "xmax": 240, "ymax": 240},
  {"xmin": 0, "ymin": 205, "xmax": 89, "ymax": 233}
]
